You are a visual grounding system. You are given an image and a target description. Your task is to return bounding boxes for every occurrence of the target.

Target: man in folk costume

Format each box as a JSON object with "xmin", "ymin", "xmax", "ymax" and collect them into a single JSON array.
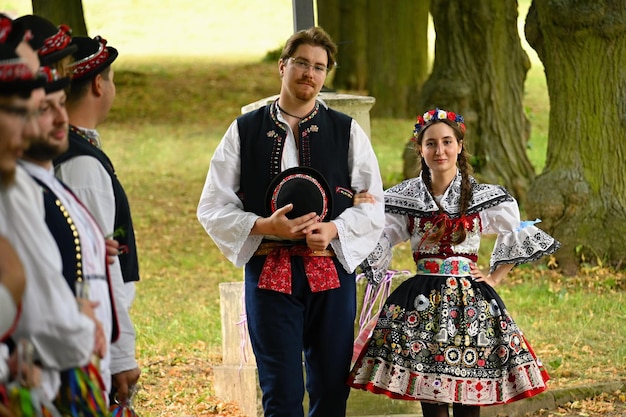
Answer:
[
  {"xmin": 197, "ymin": 27, "xmax": 385, "ymax": 416},
  {"xmin": 0, "ymin": 13, "xmax": 100, "ymax": 401},
  {"xmin": 17, "ymin": 14, "xmax": 130, "ymax": 400},
  {"xmin": 53, "ymin": 35, "xmax": 141, "ymax": 403}
]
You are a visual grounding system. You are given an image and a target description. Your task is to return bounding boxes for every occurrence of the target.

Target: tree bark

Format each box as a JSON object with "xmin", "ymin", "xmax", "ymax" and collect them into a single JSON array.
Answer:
[
  {"xmin": 318, "ymin": 0, "xmax": 369, "ymax": 92},
  {"xmin": 334, "ymin": 0, "xmax": 368, "ymax": 91},
  {"xmin": 404, "ymin": 0, "xmax": 535, "ymax": 201},
  {"xmin": 365, "ymin": 0, "xmax": 429, "ymax": 118},
  {"xmin": 32, "ymin": 0, "xmax": 88, "ymax": 36},
  {"xmin": 525, "ymin": 0, "xmax": 626, "ymax": 273}
]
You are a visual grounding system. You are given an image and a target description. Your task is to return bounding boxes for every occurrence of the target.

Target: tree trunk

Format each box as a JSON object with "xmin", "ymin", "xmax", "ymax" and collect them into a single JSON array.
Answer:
[
  {"xmin": 365, "ymin": 0, "xmax": 429, "ymax": 118},
  {"xmin": 318, "ymin": 0, "xmax": 369, "ymax": 92},
  {"xmin": 404, "ymin": 0, "xmax": 535, "ymax": 201},
  {"xmin": 317, "ymin": 0, "xmax": 340, "ymax": 47},
  {"xmin": 32, "ymin": 0, "xmax": 88, "ymax": 36},
  {"xmin": 525, "ymin": 0, "xmax": 626, "ymax": 273},
  {"xmin": 335, "ymin": 0, "xmax": 368, "ymax": 91}
]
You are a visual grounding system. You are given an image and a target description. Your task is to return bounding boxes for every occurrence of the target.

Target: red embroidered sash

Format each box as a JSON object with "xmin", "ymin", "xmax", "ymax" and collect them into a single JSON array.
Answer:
[{"xmin": 256, "ymin": 245, "xmax": 340, "ymax": 294}]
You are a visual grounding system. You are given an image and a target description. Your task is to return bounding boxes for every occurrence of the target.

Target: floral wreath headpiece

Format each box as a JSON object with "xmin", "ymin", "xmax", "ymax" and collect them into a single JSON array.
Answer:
[{"xmin": 412, "ymin": 108, "xmax": 466, "ymax": 141}]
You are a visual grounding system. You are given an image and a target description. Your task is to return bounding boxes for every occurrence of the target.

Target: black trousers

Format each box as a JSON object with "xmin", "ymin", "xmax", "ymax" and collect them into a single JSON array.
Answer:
[{"xmin": 245, "ymin": 256, "xmax": 356, "ymax": 417}]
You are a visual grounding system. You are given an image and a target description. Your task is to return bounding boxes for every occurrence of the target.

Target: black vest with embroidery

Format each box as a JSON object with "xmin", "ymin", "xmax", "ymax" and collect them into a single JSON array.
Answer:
[
  {"xmin": 237, "ymin": 102, "xmax": 354, "ymax": 219},
  {"xmin": 53, "ymin": 127, "xmax": 140, "ymax": 284},
  {"xmin": 31, "ymin": 176, "xmax": 120, "ymax": 341}
]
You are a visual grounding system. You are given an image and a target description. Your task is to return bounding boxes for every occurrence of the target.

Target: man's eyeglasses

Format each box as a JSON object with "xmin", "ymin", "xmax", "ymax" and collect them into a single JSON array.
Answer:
[
  {"xmin": 288, "ymin": 57, "xmax": 329, "ymax": 75},
  {"xmin": 0, "ymin": 104, "xmax": 41, "ymax": 123}
]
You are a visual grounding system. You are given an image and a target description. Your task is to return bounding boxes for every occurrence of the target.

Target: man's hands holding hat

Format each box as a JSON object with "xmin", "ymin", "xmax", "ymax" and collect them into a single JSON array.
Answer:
[
  {"xmin": 252, "ymin": 203, "xmax": 319, "ymax": 241},
  {"xmin": 303, "ymin": 221, "xmax": 338, "ymax": 252}
]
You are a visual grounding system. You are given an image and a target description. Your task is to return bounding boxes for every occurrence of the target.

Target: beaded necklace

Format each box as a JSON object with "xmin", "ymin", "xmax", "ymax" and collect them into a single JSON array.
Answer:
[{"xmin": 69, "ymin": 125, "xmax": 100, "ymax": 148}]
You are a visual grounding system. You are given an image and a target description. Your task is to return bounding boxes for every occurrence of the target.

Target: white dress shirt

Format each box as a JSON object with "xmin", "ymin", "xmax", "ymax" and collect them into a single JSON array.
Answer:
[
  {"xmin": 55, "ymin": 130, "xmax": 138, "ymax": 377},
  {"xmin": 0, "ymin": 166, "xmax": 95, "ymax": 400},
  {"xmin": 21, "ymin": 160, "xmax": 113, "ymax": 393},
  {"xmin": 197, "ymin": 103, "xmax": 385, "ymax": 273}
]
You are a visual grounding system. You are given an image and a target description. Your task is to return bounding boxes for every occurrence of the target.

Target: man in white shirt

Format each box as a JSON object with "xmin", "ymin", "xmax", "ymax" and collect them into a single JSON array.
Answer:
[
  {"xmin": 0, "ymin": 13, "xmax": 98, "ymax": 401},
  {"xmin": 53, "ymin": 34, "xmax": 140, "ymax": 403},
  {"xmin": 197, "ymin": 26, "xmax": 384, "ymax": 417}
]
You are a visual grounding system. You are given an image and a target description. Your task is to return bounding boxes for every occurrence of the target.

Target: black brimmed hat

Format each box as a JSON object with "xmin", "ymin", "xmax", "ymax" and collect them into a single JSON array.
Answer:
[
  {"xmin": 0, "ymin": 14, "xmax": 46, "ymax": 95},
  {"xmin": 68, "ymin": 35, "xmax": 118, "ymax": 81},
  {"xmin": 39, "ymin": 66, "xmax": 70, "ymax": 93},
  {"xmin": 266, "ymin": 166, "xmax": 332, "ymax": 221},
  {"xmin": 13, "ymin": 15, "xmax": 77, "ymax": 66}
]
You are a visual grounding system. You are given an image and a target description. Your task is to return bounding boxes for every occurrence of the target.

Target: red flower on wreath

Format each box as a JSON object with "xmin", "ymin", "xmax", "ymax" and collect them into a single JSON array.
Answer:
[{"xmin": 425, "ymin": 260, "xmax": 439, "ymax": 273}]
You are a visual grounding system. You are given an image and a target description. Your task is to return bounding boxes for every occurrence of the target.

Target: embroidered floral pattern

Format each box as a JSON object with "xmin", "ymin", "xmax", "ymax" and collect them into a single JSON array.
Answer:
[
  {"xmin": 349, "ymin": 275, "xmax": 549, "ymax": 404},
  {"xmin": 258, "ymin": 246, "xmax": 339, "ymax": 294}
]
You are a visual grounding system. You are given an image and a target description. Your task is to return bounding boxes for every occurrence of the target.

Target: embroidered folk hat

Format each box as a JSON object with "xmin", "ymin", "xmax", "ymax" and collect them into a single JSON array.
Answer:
[
  {"xmin": 68, "ymin": 35, "xmax": 118, "ymax": 81},
  {"xmin": 0, "ymin": 14, "xmax": 46, "ymax": 95},
  {"xmin": 265, "ymin": 166, "xmax": 333, "ymax": 221},
  {"xmin": 13, "ymin": 15, "xmax": 77, "ymax": 66},
  {"xmin": 40, "ymin": 65, "xmax": 70, "ymax": 93}
]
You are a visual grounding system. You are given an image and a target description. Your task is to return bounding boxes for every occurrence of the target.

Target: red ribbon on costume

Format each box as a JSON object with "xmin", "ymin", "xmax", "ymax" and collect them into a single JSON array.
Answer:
[{"xmin": 258, "ymin": 246, "xmax": 340, "ymax": 294}]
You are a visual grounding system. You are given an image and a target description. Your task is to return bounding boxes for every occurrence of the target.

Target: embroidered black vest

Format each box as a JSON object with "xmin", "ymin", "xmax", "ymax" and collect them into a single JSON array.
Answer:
[
  {"xmin": 30, "ymin": 176, "xmax": 120, "ymax": 341},
  {"xmin": 237, "ymin": 102, "xmax": 354, "ymax": 219},
  {"xmin": 53, "ymin": 127, "xmax": 139, "ymax": 284}
]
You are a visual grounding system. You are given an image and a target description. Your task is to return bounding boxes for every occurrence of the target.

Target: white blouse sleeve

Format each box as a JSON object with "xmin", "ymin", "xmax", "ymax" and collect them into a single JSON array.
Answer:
[
  {"xmin": 330, "ymin": 120, "xmax": 385, "ymax": 273},
  {"xmin": 481, "ymin": 199, "xmax": 561, "ymax": 272},
  {"xmin": 196, "ymin": 121, "xmax": 263, "ymax": 267},
  {"xmin": 359, "ymin": 211, "xmax": 410, "ymax": 286}
]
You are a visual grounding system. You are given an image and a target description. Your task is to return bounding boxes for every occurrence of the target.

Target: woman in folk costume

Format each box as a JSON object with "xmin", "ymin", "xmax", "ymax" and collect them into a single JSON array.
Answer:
[{"xmin": 347, "ymin": 108, "xmax": 561, "ymax": 417}]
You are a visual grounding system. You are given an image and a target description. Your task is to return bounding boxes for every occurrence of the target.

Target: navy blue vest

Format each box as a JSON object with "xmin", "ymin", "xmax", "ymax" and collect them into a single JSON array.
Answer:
[
  {"xmin": 237, "ymin": 102, "xmax": 354, "ymax": 219},
  {"xmin": 30, "ymin": 176, "xmax": 119, "ymax": 342},
  {"xmin": 54, "ymin": 127, "xmax": 139, "ymax": 284}
]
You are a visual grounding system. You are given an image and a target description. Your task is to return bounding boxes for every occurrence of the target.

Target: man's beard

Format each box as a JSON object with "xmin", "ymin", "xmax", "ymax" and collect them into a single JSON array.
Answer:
[
  {"xmin": 23, "ymin": 139, "xmax": 66, "ymax": 162},
  {"xmin": 1, "ymin": 170, "xmax": 16, "ymax": 188}
]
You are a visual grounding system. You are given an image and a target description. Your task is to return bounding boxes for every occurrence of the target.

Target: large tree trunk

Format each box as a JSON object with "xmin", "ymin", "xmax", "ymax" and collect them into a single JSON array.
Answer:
[
  {"xmin": 317, "ymin": 0, "xmax": 367, "ymax": 91},
  {"xmin": 525, "ymin": 0, "xmax": 626, "ymax": 274},
  {"xmin": 334, "ymin": 0, "xmax": 368, "ymax": 91},
  {"xmin": 32, "ymin": 0, "xmax": 88, "ymax": 36},
  {"xmin": 365, "ymin": 0, "xmax": 428, "ymax": 118},
  {"xmin": 404, "ymin": 0, "xmax": 535, "ymax": 201}
]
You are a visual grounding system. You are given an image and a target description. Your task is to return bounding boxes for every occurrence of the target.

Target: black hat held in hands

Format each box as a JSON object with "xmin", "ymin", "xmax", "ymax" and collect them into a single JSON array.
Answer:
[{"xmin": 266, "ymin": 166, "xmax": 332, "ymax": 221}]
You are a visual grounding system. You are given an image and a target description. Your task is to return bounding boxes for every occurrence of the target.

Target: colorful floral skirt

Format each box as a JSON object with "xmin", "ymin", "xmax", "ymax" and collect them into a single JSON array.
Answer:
[{"xmin": 347, "ymin": 274, "xmax": 549, "ymax": 405}]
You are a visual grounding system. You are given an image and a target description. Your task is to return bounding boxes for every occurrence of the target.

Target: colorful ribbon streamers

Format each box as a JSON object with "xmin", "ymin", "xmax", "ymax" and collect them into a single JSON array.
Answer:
[
  {"xmin": 55, "ymin": 363, "xmax": 108, "ymax": 417},
  {"xmin": 5, "ymin": 340, "xmax": 61, "ymax": 417},
  {"xmin": 108, "ymin": 385, "xmax": 139, "ymax": 417}
]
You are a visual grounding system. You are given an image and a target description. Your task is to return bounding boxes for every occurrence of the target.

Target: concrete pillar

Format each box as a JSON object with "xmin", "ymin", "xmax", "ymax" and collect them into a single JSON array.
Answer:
[{"xmin": 212, "ymin": 282, "xmax": 262, "ymax": 417}]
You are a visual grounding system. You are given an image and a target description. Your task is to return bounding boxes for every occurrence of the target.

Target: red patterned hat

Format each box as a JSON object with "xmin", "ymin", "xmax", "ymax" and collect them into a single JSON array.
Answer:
[
  {"xmin": 0, "ymin": 14, "xmax": 45, "ymax": 95},
  {"xmin": 14, "ymin": 15, "xmax": 77, "ymax": 66},
  {"xmin": 39, "ymin": 66, "xmax": 70, "ymax": 93},
  {"xmin": 68, "ymin": 35, "xmax": 118, "ymax": 81},
  {"xmin": 266, "ymin": 166, "xmax": 333, "ymax": 221}
]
